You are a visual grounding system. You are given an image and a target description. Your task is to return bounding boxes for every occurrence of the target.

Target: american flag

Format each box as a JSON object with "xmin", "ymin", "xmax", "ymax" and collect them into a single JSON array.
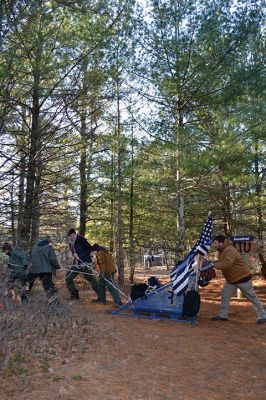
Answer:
[{"xmin": 170, "ymin": 214, "xmax": 213, "ymax": 296}]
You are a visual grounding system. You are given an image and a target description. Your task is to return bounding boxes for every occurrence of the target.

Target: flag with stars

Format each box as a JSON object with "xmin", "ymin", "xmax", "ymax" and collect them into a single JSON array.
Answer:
[{"xmin": 170, "ymin": 214, "xmax": 213, "ymax": 296}]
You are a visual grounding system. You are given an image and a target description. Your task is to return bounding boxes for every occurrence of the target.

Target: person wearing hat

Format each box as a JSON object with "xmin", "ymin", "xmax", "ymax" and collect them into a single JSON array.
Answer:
[
  {"xmin": 211, "ymin": 235, "xmax": 266, "ymax": 324},
  {"xmin": 66, "ymin": 228, "xmax": 103, "ymax": 302},
  {"xmin": 91, "ymin": 243, "xmax": 122, "ymax": 307},
  {"xmin": 1, "ymin": 242, "xmax": 29, "ymax": 302},
  {"xmin": 27, "ymin": 236, "xmax": 60, "ymax": 304}
]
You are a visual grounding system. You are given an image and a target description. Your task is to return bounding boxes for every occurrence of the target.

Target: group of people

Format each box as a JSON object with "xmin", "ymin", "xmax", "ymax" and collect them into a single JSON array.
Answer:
[
  {"xmin": 1, "ymin": 230, "xmax": 266, "ymax": 325},
  {"xmin": 1, "ymin": 228, "xmax": 122, "ymax": 307}
]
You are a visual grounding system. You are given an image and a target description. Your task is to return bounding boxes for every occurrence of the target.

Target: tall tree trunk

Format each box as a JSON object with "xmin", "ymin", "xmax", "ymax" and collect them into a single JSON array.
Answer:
[
  {"xmin": 16, "ymin": 149, "xmax": 26, "ymax": 245},
  {"xmin": 116, "ymin": 78, "xmax": 124, "ymax": 286},
  {"xmin": 79, "ymin": 57, "xmax": 89, "ymax": 236},
  {"xmin": 174, "ymin": 4, "xmax": 185, "ymax": 262},
  {"xmin": 16, "ymin": 107, "xmax": 27, "ymax": 245},
  {"xmin": 129, "ymin": 126, "xmax": 135, "ymax": 283},
  {"xmin": 20, "ymin": 73, "xmax": 40, "ymax": 251},
  {"xmin": 79, "ymin": 123, "xmax": 88, "ymax": 236},
  {"xmin": 220, "ymin": 179, "xmax": 232, "ymax": 236},
  {"xmin": 30, "ymin": 157, "xmax": 42, "ymax": 246},
  {"xmin": 254, "ymin": 140, "xmax": 266, "ymax": 278},
  {"xmin": 10, "ymin": 170, "xmax": 16, "ymax": 243},
  {"xmin": 110, "ymin": 151, "xmax": 115, "ymax": 253},
  {"xmin": 20, "ymin": 25, "xmax": 43, "ymax": 251},
  {"xmin": 175, "ymin": 104, "xmax": 185, "ymax": 261}
]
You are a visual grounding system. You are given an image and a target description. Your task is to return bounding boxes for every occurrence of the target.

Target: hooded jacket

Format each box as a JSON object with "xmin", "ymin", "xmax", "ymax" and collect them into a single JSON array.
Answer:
[
  {"xmin": 95, "ymin": 246, "xmax": 116, "ymax": 277},
  {"xmin": 29, "ymin": 239, "xmax": 60, "ymax": 274},
  {"xmin": 215, "ymin": 239, "xmax": 251, "ymax": 283},
  {"xmin": 8, "ymin": 247, "xmax": 28, "ymax": 277}
]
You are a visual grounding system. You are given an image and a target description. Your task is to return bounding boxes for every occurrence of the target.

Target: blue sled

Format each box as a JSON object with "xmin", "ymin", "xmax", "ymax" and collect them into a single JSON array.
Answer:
[{"xmin": 111, "ymin": 283, "xmax": 197, "ymax": 323}]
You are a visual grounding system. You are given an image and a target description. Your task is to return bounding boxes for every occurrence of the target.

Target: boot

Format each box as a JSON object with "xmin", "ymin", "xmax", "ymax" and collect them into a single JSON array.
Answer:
[{"xmin": 69, "ymin": 290, "xmax": 79, "ymax": 300}]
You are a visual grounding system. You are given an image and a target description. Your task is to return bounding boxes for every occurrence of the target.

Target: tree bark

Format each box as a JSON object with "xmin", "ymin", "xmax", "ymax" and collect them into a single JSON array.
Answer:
[
  {"xmin": 254, "ymin": 139, "xmax": 266, "ymax": 278},
  {"xmin": 220, "ymin": 179, "xmax": 232, "ymax": 236},
  {"xmin": 16, "ymin": 107, "xmax": 27, "ymax": 245},
  {"xmin": 116, "ymin": 74, "xmax": 124, "ymax": 286},
  {"xmin": 129, "ymin": 126, "xmax": 135, "ymax": 283},
  {"xmin": 175, "ymin": 104, "xmax": 185, "ymax": 261},
  {"xmin": 20, "ymin": 68, "xmax": 41, "ymax": 251},
  {"xmin": 110, "ymin": 151, "xmax": 115, "ymax": 254},
  {"xmin": 79, "ymin": 57, "xmax": 89, "ymax": 236}
]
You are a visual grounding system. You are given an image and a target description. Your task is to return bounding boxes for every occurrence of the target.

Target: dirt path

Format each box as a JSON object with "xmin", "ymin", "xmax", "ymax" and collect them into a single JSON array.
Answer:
[{"xmin": 0, "ymin": 271, "xmax": 265, "ymax": 400}]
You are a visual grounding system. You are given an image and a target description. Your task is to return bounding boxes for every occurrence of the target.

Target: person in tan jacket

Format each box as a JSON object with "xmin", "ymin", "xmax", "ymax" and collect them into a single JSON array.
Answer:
[
  {"xmin": 211, "ymin": 235, "xmax": 266, "ymax": 324},
  {"xmin": 91, "ymin": 244, "xmax": 122, "ymax": 307}
]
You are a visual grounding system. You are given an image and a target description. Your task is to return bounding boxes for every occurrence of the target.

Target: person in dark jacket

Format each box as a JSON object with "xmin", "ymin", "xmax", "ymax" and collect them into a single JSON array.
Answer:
[
  {"xmin": 66, "ymin": 228, "xmax": 103, "ymax": 302},
  {"xmin": 27, "ymin": 236, "xmax": 60, "ymax": 304},
  {"xmin": 2, "ymin": 242, "xmax": 28, "ymax": 302},
  {"xmin": 211, "ymin": 235, "xmax": 266, "ymax": 324},
  {"xmin": 91, "ymin": 243, "xmax": 122, "ymax": 307}
]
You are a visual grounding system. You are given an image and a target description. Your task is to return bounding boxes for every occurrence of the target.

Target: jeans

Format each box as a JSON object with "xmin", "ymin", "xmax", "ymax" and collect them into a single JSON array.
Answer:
[
  {"xmin": 98, "ymin": 272, "xmax": 122, "ymax": 305},
  {"xmin": 219, "ymin": 279, "xmax": 266, "ymax": 319},
  {"xmin": 65, "ymin": 264, "xmax": 102, "ymax": 300}
]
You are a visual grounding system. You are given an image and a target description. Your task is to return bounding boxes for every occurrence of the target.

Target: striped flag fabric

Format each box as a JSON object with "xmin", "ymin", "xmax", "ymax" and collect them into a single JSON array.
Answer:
[{"xmin": 170, "ymin": 214, "xmax": 213, "ymax": 296}]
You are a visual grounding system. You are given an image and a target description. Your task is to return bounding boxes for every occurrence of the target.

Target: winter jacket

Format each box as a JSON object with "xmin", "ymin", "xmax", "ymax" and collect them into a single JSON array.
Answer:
[
  {"xmin": 8, "ymin": 248, "xmax": 28, "ymax": 277},
  {"xmin": 69, "ymin": 235, "xmax": 92, "ymax": 264},
  {"xmin": 214, "ymin": 239, "xmax": 251, "ymax": 283},
  {"xmin": 95, "ymin": 246, "xmax": 116, "ymax": 277},
  {"xmin": 29, "ymin": 240, "xmax": 60, "ymax": 274}
]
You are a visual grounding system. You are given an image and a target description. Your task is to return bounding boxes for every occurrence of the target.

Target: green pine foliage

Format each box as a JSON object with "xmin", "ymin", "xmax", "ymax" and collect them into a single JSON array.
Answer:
[{"xmin": 0, "ymin": 0, "xmax": 265, "ymax": 274}]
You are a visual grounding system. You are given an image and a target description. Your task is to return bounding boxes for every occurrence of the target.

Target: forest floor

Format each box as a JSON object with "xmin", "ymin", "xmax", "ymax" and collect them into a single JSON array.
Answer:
[{"xmin": 0, "ymin": 265, "xmax": 265, "ymax": 400}]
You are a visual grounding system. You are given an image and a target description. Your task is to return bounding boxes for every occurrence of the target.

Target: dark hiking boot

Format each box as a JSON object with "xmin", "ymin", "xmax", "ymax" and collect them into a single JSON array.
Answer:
[
  {"xmin": 21, "ymin": 293, "xmax": 28, "ymax": 302},
  {"xmin": 69, "ymin": 291, "xmax": 79, "ymax": 300},
  {"xmin": 211, "ymin": 316, "xmax": 228, "ymax": 321},
  {"xmin": 256, "ymin": 318, "xmax": 266, "ymax": 325}
]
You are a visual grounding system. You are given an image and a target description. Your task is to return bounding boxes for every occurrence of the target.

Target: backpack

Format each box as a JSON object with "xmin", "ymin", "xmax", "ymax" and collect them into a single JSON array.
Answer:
[
  {"xmin": 198, "ymin": 265, "xmax": 216, "ymax": 287},
  {"xmin": 130, "ymin": 283, "xmax": 148, "ymax": 301},
  {"xmin": 182, "ymin": 290, "xmax": 201, "ymax": 317},
  {"xmin": 147, "ymin": 276, "xmax": 161, "ymax": 289}
]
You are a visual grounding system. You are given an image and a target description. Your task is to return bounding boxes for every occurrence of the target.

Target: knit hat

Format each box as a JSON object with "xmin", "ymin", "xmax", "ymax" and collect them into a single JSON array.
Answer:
[
  {"xmin": 2, "ymin": 242, "xmax": 12, "ymax": 253},
  {"xmin": 91, "ymin": 243, "xmax": 100, "ymax": 252}
]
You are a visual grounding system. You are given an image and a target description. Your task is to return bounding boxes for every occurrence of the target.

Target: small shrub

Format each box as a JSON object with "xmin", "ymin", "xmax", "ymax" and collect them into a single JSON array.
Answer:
[
  {"xmin": 41, "ymin": 361, "xmax": 50, "ymax": 373},
  {"xmin": 71, "ymin": 374, "xmax": 83, "ymax": 381},
  {"xmin": 13, "ymin": 352, "xmax": 24, "ymax": 364},
  {"xmin": 53, "ymin": 375, "xmax": 65, "ymax": 382}
]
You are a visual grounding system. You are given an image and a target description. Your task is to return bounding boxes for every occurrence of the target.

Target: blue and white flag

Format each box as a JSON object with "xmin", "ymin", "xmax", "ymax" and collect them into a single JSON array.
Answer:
[{"xmin": 170, "ymin": 214, "xmax": 213, "ymax": 296}]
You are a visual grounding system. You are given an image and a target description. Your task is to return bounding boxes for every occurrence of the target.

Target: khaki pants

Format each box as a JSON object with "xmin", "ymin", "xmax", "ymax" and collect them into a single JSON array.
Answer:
[{"xmin": 219, "ymin": 279, "xmax": 266, "ymax": 319}]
